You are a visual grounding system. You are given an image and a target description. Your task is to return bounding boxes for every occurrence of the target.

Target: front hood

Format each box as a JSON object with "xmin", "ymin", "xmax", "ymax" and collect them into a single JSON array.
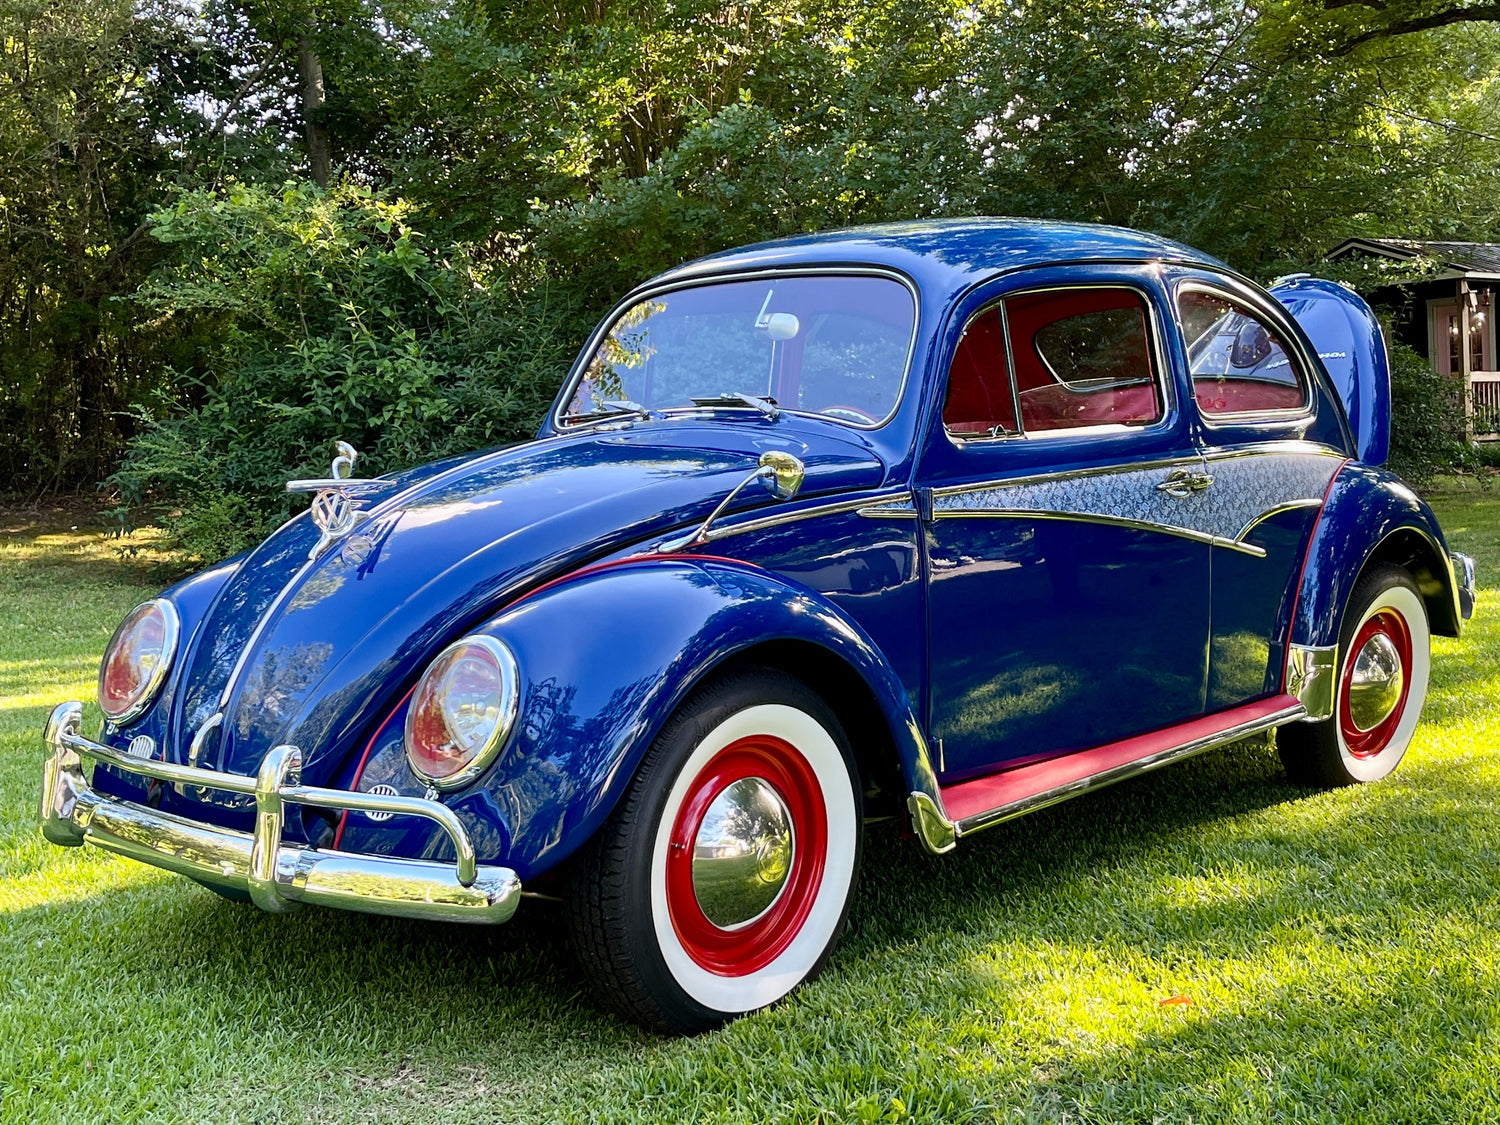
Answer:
[{"xmin": 170, "ymin": 420, "xmax": 885, "ymax": 783}]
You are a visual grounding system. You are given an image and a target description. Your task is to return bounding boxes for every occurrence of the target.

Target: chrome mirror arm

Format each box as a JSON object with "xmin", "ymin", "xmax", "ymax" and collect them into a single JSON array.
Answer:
[{"xmin": 658, "ymin": 451, "xmax": 805, "ymax": 553}]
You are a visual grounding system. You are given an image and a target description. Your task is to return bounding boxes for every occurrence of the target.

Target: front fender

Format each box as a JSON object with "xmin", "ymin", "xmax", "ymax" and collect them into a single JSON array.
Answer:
[
  {"xmin": 337, "ymin": 557, "xmax": 938, "ymax": 881},
  {"xmin": 1292, "ymin": 463, "xmax": 1463, "ymax": 649}
]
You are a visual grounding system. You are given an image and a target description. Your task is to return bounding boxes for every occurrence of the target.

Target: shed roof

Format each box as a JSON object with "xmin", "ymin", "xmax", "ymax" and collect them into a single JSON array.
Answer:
[{"xmin": 1327, "ymin": 237, "xmax": 1500, "ymax": 277}]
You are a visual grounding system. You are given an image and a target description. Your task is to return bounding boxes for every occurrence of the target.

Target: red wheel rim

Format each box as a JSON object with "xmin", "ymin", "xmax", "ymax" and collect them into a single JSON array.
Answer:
[
  {"xmin": 1338, "ymin": 609, "xmax": 1413, "ymax": 758},
  {"xmin": 665, "ymin": 735, "xmax": 827, "ymax": 977}
]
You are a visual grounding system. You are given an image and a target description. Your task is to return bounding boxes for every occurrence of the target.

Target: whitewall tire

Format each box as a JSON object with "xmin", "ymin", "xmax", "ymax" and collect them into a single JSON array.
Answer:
[{"xmin": 566, "ymin": 667, "xmax": 862, "ymax": 1034}]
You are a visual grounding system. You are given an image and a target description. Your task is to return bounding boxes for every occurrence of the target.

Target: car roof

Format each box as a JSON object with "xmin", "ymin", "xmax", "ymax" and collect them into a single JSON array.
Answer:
[{"xmin": 654, "ymin": 217, "xmax": 1232, "ymax": 304}]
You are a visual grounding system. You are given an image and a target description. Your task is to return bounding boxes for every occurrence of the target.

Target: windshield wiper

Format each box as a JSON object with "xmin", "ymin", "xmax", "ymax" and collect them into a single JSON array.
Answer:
[
  {"xmin": 561, "ymin": 399, "xmax": 654, "ymax": 425},
  {"xmin": 688, "ymin": 392, "xmax": 780, "ymax": 419}
]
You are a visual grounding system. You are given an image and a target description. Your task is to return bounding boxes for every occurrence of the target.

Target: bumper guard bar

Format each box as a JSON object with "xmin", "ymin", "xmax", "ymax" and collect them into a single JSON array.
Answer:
[{"xmin": 40, "ymin": 702, "xmax": 521, "ymax": 924}]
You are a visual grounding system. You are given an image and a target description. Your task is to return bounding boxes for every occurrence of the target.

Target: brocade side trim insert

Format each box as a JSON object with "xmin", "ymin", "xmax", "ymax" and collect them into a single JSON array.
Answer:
[{"xmin": 932, "ymin": 448, "xmax": 1342, "ymax": 553}]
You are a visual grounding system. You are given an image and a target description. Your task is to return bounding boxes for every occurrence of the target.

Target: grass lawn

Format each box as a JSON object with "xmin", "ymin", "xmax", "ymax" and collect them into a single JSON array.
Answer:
[{"xmin": 2, "ymin": 485, "xmax": 1499, "ymax": 1124}]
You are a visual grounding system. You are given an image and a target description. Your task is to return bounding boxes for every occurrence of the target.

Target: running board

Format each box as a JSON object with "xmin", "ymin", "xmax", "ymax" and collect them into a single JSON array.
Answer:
[{"xmin": 939, "ymin": 694, "xmax": 1305, "ymax": 837}]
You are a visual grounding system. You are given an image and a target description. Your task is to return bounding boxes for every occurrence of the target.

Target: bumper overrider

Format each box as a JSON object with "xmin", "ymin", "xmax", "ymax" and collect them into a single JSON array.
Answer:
[{"xmin": 39, "ymin": 702, "xmax": 522, "ymax": 924}]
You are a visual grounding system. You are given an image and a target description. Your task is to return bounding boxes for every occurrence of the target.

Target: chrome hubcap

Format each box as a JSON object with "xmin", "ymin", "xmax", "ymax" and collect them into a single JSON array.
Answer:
[
  {"xmin": 690, "ymin": 777, "xmax": 795, "ymax": 929},
  {"xmin": 1347, "ymin": 631, "xmax": 1405, "ymax": 732}
]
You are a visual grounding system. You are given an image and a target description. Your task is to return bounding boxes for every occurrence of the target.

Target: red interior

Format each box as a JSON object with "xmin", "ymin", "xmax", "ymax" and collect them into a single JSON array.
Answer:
[
  {"xmin": 942, "ymin": 310, "xmax": 1016, "ymax": 435},
  {"xmin": 942, "ymin": 288, "xmax": 1161, "ymax": 436},
  {"xmin": 1192, "ymin": 380, "xmax": 1304, "ymax": 415}
]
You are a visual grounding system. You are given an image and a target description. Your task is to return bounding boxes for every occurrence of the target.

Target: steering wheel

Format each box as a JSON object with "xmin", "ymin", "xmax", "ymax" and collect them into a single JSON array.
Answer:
[{"xmin": 820, "ymin": 404, "xmax": 880, "ymax": 424}]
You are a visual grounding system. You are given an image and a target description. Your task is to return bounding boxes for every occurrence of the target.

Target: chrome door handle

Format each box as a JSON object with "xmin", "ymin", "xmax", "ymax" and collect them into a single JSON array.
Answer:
[{"xmin": 1155, "ymin": 468, "xmax": 1214, "ymax": 498}]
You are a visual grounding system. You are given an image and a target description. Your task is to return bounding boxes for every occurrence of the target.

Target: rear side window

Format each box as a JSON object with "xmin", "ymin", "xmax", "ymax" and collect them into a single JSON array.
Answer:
[
  {"xmin": 943, "ymin": 287, "xmax": 1163, "ymax": 438},
  {"xmin": 1178, "ymin": 289, "xmax": 1308, "ymax": 417}
]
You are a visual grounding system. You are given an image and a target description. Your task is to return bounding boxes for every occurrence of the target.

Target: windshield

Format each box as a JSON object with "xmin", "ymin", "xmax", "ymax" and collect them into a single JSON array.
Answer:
[{"xmin": 560, "ymin": 275, "xmax": 917, "ymax": 427}]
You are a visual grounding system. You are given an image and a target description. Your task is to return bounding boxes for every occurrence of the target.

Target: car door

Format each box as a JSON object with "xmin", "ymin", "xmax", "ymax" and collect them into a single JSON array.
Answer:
[
  {"xmin": 1168, "ymin": 269, "xmax": 1350, "ymax": 709},
  {"xmin": 920, "ymin": 265, "xmax": 1212, "ymax": 781}
]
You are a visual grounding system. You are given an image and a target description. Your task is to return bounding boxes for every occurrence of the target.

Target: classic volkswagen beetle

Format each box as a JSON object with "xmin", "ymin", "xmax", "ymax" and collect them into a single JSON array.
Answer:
[{"xmin": 41, "ymin": 219, "xmax": 1476, "ymax": 1034}]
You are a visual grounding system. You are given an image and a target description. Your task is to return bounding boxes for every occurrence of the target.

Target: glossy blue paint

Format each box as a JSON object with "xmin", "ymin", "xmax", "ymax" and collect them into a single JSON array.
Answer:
[
  {"xmin": 1271, "ymin": 277, "xmax": 1392, "ymax": 466},
  {"xmin": 77, "ymin": 218, "xmax": 1470, "ymax": 885},
  {"xmin": 338, "ymin": 558, "xmax": 935, "ymax": 880},
  {"xmin": 1291, "ymin": 462, "xmax": 1463, "ymax": 647}
]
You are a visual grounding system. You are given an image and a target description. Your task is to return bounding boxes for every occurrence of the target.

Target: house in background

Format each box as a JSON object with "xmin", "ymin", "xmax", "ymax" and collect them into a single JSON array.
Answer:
[{"xmin": 1326, "ymin": 238, "xmax": 1500, "ymax": 437}]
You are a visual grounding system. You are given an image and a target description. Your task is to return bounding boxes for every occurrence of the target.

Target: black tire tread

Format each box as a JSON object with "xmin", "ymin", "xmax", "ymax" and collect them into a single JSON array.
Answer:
[{"xmin": 563, "ymin": 664, "xmax": 858, "ymax": 1034}]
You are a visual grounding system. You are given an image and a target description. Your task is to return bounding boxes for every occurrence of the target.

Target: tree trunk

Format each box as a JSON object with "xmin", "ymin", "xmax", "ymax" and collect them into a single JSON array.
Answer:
[{"xmin": 298, "ymin": 36, "xmax": 331, "ymax": 187}]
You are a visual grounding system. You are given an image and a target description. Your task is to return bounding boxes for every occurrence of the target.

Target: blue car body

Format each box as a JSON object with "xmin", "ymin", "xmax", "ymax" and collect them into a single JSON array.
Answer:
[{"xmin": 66, "ymin": 218, "xmax": 1474, "ymax": 893}]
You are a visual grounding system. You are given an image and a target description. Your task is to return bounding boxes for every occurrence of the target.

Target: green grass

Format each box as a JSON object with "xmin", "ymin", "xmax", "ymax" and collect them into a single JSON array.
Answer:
[{"xmin": 3, "ymin": 488, "xmax": 1500, "ymax": 1124}]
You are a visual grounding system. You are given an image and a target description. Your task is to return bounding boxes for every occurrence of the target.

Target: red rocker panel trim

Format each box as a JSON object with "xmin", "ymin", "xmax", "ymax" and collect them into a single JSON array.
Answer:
[{"xmin": 940, "ymin": 694, "xmax": 1302, "ymax": 826}]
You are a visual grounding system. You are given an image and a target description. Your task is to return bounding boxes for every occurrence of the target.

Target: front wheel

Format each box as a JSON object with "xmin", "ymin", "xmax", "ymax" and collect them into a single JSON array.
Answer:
[
  {"xmin": 1279, "ymin": 564, "xmax": 1431, "ymax": 786},
  {"xmin": 566, "ymin": 667, "xmax": 862, "ymax": 1034}
]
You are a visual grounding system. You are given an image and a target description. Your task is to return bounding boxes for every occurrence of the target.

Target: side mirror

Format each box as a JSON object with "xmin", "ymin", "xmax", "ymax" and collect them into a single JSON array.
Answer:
[{"xmin": 758, "ymin": 450, "xmax": 804, "ymax": 501}]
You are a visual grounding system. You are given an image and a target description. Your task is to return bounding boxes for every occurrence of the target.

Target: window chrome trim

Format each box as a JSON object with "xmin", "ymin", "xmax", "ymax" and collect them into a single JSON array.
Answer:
[
  {"xmin": 1173, "ymin": 279, "xmax": 1317, "ymax": 427},
  {"xmin": 941, "ymin": 280, "xmax": 1177, "ymax": 449},
  {"xmin": 551, "ymin": 266, "xmax": 922, "ymax": 434}
]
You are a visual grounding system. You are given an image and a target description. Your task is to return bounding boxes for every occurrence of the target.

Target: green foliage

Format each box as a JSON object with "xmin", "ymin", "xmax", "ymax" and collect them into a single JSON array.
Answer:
[
  {"xmin": 8, "ymin": 0, "xmax": 1500, "ymax": 545},
  {"xmin": 1386, "ymin": 337, "xmax": 1478, "ymax": 484},
  {"xmin": 110, "ymin": 182, "xmax": 569, "ymax": 561}
]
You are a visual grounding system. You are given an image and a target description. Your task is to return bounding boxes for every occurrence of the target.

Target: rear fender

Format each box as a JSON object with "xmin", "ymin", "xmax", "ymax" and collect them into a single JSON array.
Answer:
[
  {"xmin": 336, "ymin": 557, "xmax": 943, "ymax": 880},
  {"xmin": 1290, "ymin": 463, "xmax": 1463, "ymax": 652}
]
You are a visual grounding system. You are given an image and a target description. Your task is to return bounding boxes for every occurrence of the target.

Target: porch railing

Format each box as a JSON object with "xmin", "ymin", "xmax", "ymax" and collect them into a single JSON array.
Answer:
[{"xmin": 1471, "ymin": 372, "xmax": 1500, "ymax": 437}]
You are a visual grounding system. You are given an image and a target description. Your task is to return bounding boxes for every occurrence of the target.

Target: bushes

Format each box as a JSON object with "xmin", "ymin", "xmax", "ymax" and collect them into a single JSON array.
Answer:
[
  {"xmin": 1385, "ymin": 337, "xmax": 1478, "ymax": 485},
  {"xmin": 110, "ymin": 183, "xmax": 575, "ymax": 562}
]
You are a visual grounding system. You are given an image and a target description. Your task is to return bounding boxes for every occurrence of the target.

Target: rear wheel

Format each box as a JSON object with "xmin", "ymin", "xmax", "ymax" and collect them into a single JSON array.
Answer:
[
  {"xmin": 1279, "ymin": 564, "xmax": 1430, "ymax": 786},
  {"xmin": 566, "ymin": 667, "xmax": 861, "ymax": 1034}
]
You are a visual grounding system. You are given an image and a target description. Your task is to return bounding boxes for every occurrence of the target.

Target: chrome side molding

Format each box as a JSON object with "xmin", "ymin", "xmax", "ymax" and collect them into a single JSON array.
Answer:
[
  {"xmin": 953, "ymin": 699, "xmax": 1306, "ymax": 837},
  {"xmin": 1287, "ymin": 643, "xmax": 1338, "ymax": 721},
  {"xmin": 39, "ymin": 702, "xmax": 521, "ymax": 924}
]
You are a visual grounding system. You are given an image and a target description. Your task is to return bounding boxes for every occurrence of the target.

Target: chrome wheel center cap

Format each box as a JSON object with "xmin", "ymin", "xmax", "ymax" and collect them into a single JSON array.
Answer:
[
  {"xmin": 1347, "ymin": 631, "xmax": 1405, "ymax": 732},
  {"xmin": 691, "ymin": 776, "xmax": 795, "ymax": 929}
]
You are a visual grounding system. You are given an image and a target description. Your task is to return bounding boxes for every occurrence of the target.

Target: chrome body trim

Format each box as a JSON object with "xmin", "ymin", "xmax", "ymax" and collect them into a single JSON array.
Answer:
[
  {"xmin": 659, "ymin": 451, "xmax": 806, "ymax": 553},
  {"xmin": 927, "ymin": 444, "xmax": 1341, "ymax": 558},
  {"xmin": 906, "ymin": 791, "xmax": 957, "ymax": 855},
  {"xmin": 1235, "ymin": 498, "xmax": 1324, "ymax": 541},
  {"xmin": 930, "ymin": 508, "xmax": 1268, "ymax": 557},
  {"xmin": 954, "ymin": 701, "xmax": 1306, "ymax": 836},
  {"xmin": 40, "ymin": 702, "xmax": 518, "ymax": 922},
  {"xmin": 403, "ymin": 634, "xmax": 522, "ymax": 793},
  {"xmin": 1452, "ymin": 551, "xmax": 1477, "ymax": 622},
  {"xmin": 669, "ymin": 489, "xmax": 910, "ymax": 545},
  {"xmin": 1286, "ymin": 644, "xmax": 1338, "ymax": 721},
  {"xmin": 98, "ymin": 599, "xmax": 181, "ymax": 725}
]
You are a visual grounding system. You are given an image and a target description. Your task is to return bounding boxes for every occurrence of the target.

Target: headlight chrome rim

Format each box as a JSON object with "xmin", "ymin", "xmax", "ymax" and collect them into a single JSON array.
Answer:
[
  {"xmin": 97, "ymin": 598, "xmax": 181, "ymax": 725},
  {"xmin": 404, "ymin": 634, "xmax": 521, "ymax": 791}
]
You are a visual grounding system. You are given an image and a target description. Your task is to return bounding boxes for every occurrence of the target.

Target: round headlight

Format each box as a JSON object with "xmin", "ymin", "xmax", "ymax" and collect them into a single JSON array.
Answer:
[
  {"xmin": 98, "ymin": 599, "xmax": 180, "ymax": 724},
  {"xmin": 404, "ymin": 635, "xmax": 520, "ymax": 789}
]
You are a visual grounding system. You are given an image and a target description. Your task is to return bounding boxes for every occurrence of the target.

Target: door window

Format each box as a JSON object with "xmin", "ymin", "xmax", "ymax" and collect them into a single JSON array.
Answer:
[
  {"xmin": 943, "ymin": 287, "xmax": 1163, "ymax": 439},
  {"xmin": 1179, "ymin": 289, "xmax": 1308, "ymax": 416}
]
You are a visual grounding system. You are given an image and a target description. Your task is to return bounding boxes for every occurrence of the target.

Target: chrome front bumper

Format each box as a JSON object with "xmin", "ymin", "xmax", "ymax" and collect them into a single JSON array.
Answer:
[{"xmin": 39, "ymin": 702, "xmax": 521, "ymax": 924}]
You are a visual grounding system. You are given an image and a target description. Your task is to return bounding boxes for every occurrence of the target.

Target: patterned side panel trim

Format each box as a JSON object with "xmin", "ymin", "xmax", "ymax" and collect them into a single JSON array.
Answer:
[{"xmin": 932, "ymin": 449, "xmax": 1342, "ymax": 552}]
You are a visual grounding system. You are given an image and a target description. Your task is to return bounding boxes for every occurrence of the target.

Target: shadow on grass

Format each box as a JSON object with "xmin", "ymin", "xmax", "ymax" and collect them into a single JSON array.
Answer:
[{"xmin": 9, "ymin": 732, "xmax": 1500, "ymax": 1123}]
